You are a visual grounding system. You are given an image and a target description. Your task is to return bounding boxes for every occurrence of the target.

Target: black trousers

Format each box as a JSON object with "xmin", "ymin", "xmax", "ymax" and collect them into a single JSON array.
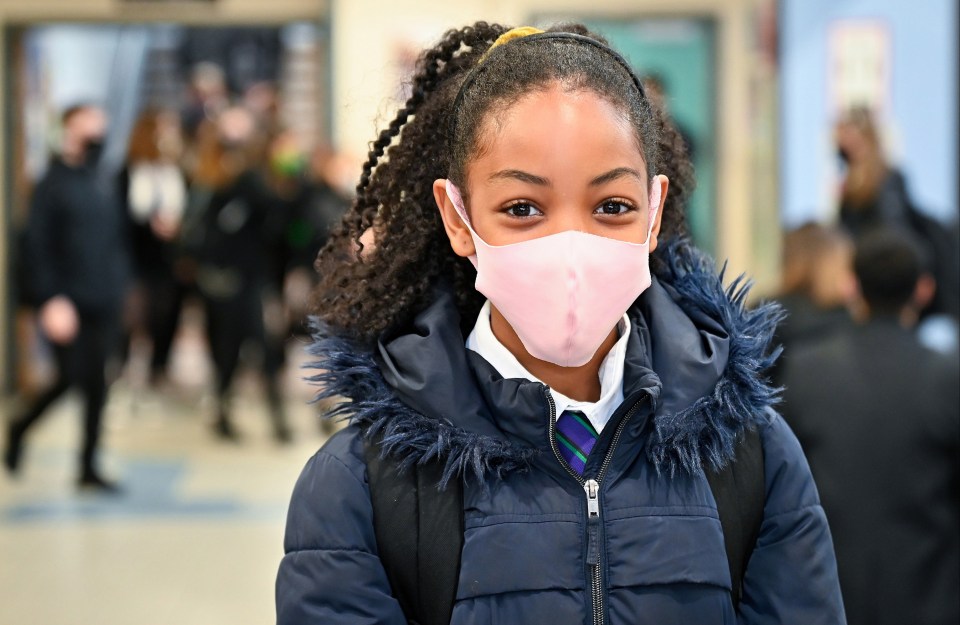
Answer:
[
  {"xmin": 206, "ymin": 287, "xmax": 265, "ymax": 399},
  {"xmin": 145, "ymin": 272, "xmax": 186, "ymax": 376},
  {"xmin": 13, "ymin": 312, "xmax": 119, "ymax": 476},
  {"xmin": 203, "ymin": 283, "xmax": 286, "ymax": 427}
]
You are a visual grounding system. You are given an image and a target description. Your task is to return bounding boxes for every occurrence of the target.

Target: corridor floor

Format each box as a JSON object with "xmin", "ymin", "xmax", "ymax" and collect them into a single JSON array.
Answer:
[{"xmin": 1, "ymin": 332, "xmax": 335, "ymax": 625}]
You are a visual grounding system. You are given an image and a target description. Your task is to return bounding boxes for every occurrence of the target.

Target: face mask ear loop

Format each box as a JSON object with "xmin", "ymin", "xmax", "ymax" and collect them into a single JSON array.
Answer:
[
  {"xmin": 641, "ymin": 176, "xmax": 662, "ymax": 246},
  {"xmin": 445, "ymin": 180, "xmax": 485, "ymax": 266},
  {"xmin": 445, "ymin": 180, "xmax": 477, "ymax": 234}
]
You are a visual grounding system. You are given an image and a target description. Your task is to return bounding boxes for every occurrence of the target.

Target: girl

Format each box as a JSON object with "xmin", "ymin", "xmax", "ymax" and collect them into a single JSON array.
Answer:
[
  {"xmin": 121, "ymin": 108, "xmax": 188, "ymax": 386},
  {"xmin": 276, "ymin": 22, "xmax": 845, "ymax": 624}
]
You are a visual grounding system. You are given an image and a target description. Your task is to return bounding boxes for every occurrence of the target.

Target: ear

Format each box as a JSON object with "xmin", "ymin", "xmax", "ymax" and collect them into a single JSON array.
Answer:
[
  {"xmin": 432, "ymin": 179, "xmax": 476, "ymax": 258},
  {"xmin": 647, "ymin": 174, "xmax": 669, "ymax": 253},
  {"xmin": 911, "ymin": 272, "xmax": 937, "ymax": 313}
]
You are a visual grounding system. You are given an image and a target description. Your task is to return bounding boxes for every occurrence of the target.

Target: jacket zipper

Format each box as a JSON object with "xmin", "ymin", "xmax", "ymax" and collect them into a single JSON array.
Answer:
[{"xmin": 545, "ymin": 389, "xmax": 646, "ymax": 625}]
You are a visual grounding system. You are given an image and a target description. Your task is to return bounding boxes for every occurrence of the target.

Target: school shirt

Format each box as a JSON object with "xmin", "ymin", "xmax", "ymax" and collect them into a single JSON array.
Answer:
[{"xmin": 465, "ymin": 300, "xmax": 629, "ymax": 433}]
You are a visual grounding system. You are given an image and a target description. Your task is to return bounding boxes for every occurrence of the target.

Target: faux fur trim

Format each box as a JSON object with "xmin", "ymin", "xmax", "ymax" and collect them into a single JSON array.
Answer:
[
  {"xmin": 305, "ymin": 237, "xmax": 783, "ymax": 482},
  {"xmin": 645, "ymin": 239, "xmax": 784, "ymax": 476},
  {"xmin": 304, "ymin": 337, "xmax": 537, "ymax": 486}
]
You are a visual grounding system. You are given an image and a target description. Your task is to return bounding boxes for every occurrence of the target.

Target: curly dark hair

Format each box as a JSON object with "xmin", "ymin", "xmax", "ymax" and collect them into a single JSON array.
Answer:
[{"xmin": 313, "ymin": 21, "xmax": 695, "ymax": 344}]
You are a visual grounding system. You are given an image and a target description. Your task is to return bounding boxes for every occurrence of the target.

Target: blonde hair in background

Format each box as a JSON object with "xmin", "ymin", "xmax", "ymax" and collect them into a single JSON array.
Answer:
[{"xmin": 836, "ymin": 106, "xmax": 889, "ymax": 210}]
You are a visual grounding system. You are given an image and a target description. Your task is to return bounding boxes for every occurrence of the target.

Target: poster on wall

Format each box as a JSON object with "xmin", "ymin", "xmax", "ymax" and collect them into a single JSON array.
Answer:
[{"xmin": 828, "ymin": 20, "xmax": 891, "ymax": 118}]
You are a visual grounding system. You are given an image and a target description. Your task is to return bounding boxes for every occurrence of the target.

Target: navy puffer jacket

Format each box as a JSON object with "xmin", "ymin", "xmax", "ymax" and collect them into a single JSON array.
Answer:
[{"xmin": 276, "ymin": 241, "xmax": 846, "ymax": 624}]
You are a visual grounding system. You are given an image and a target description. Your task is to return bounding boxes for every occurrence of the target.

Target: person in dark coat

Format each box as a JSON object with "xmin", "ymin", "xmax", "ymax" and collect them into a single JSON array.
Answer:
[
  {"xmin": 275, "ymin": 23, "xmax": 845, "ymax": 624},
  {"xmin": 781, "ymin": 228, "xmax": 960, "ymax": 625},
  {"xmin": 4, "ymin": 104, "xmax": 131, "ymax": 492},
  {"xmin": 192, "ymin": 106, "xmax": 291, "ymax": 443},
  {"xmin": 771, "ymin": 222, "xmax": 856, "ymax": 387},
  {"xmin": 280, "ymin": 143, "xmax": 351, "ymax": 340},
  {"xmin": 835, "ymin": 107, "xmax": 912, "ymax": 239}
]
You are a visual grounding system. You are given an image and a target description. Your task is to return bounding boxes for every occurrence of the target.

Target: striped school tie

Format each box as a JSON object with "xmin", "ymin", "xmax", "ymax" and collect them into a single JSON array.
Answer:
[{"xmin": 555, "ymin": 410, "xmax": 599, "ymax": 475}]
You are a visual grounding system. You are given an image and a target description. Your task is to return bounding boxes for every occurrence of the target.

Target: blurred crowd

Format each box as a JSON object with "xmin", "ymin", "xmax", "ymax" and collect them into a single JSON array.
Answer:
[
  {"xmin": 5, "ymin": 62, "xmax": 351, "ymax": 491},
  {"xmin": 775, "ymin": 107, "xmax": 959, "ymax": 625},
  {"xmin": 775, "ymin": 106, "xmax": 959, "ymax": 366}
]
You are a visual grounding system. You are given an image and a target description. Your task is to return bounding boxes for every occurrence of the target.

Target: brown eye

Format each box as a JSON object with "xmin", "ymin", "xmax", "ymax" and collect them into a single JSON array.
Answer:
[
  {"xmin": 505, "ymin": 202, "xmax": 542, "ymax": 218},
  {"xmin": 596, "ymin": 200, "xmax": 633, "ymax": 215}
]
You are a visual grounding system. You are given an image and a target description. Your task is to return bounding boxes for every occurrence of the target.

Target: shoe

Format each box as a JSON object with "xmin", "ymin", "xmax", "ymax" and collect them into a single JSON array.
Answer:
[
  {"xmin": 3, "ymin": 422, "xmax": 23, "ymax": 476},
  {"xmin": 213, "ymin": 415, "xmax": 241, "ymax": 442},
  {"xmin": 77, "ymin": 472, "xmax": 123, "ymax": 495},
  {"xmin": 270, "ymin": 408, "xmax": 293, "ymax": 445},
  {"xmin": 273, "ymin": 424, "xmax": 294, "ymax": 445}
]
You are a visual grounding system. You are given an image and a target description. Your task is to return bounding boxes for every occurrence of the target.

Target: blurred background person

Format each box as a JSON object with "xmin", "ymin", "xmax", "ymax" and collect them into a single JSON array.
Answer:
[
  {"xmin": 835, "ymin": 106, "xmax": 960, "ymax": 328},
  {"xmin": 251, "ymin": 131, "xmax": 352, "ymax": 437},
  {"xmin": 836, "ymin": 106, "xmax": 912, "ymax": 237},
  {"xmin": 277, "ymin": 141, "xmax": 351, "ymax": 434},
  {"xmin": 120, "ymin": 108, "xmax": 188, "ymax": 388},
  {"xmin": 281, "ymin": 142, "xmax": 351, "ymax": 339},
  {"xmin": 181, "ymin": 61, "xmax": 230, "ymax": 144},
  {"xmin": 254, "ymin": 128, "xmax": 312, "ymax": 431},
  {"xmin": 770, "ymin": 222, "xmax": 857, "ymax": 385},
  {"xmin": 244, "ymin": 81, "xmax": 283, "ymax": 143},
  {"xmin": 781, "ymin": 228, "xmax": 959, "ymax": 625},
  {"xmin": 188, "ymin": 105, "xmax": 291, "ymax": 443},
  {"xmin": 4, "ymin": 104, "xmax": 131, "ymax": 492}
]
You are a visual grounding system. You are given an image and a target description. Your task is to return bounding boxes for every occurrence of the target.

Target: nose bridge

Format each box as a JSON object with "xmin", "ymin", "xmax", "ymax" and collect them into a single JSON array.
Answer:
[{"xmin": 549, "ymin": 198, "xmax": 592, "ymax": 234}]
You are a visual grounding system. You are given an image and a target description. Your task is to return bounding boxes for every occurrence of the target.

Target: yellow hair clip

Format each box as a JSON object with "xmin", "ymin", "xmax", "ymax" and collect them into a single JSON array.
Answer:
[{"xmin": 480, "ymin": 26, "xmax": 545, "ymax": 62}]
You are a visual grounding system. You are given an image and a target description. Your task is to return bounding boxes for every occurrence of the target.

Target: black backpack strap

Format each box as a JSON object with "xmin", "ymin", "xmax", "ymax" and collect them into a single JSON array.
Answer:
[
  {"xmin": 705, "ymin": 426, "xmax": 766, "ymax": 609},
  {"xmin": 364, "ymin": 437, "xmax": 464, "ymax": 625}
]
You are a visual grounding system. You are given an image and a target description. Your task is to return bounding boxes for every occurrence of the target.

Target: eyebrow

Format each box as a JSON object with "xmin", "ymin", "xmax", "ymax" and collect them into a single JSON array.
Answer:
[
  {"xmin": 589, "ymin": 167, "xmax": 645, "ymax": 186},
  {"xmin": 487, "ymin": 167, "xmax": 645, "ymax": 187},
  {"xmin": 488, "ymin": 169, "xmax": 551, "ymax": 186}
]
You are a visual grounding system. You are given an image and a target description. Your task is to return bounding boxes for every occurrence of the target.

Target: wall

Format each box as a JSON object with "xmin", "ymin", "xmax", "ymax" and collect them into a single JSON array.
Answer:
[{"xmin": 780, "ymin": 0, "xmax": 958, "ymax": 226}]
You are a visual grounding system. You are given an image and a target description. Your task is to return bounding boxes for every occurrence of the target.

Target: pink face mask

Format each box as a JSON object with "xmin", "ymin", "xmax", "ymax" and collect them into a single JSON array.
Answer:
[{"xmin": 446, "ymin": 179, "xmax": 661, "ymax": 367}]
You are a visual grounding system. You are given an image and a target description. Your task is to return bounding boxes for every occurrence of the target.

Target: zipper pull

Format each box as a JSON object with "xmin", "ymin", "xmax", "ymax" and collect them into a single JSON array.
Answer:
[
  {"xmin": 584, "ymin": 479, "xmax": 600, "ymax": 518},
  {"xmin": 584, "ymin": 479, "xmax": 601, "ymax": 566}
]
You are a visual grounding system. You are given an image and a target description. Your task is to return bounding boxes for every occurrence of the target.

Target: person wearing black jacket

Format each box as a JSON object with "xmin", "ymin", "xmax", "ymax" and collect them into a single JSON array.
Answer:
[
  {"xmin": 770, "ymin": 222, "xmax": 856, "ymax": 388},
  {"xmin": 781, "ymin": 228, "xmax": 959, "ymax": 625},
  {"xmin": 190, "ymin": 107, "xmax": 292, "ymax": 443},
  {"xmin": 4, "ymin": 104, "xmax": 131, "ymax": 492}
]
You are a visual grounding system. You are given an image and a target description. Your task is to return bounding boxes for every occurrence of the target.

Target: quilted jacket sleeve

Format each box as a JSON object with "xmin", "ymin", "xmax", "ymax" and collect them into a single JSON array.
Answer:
[
  {"xmin": 24, "ymin": 176, "xmax": 64, "ymax": 306},
  {"xmin": 276, "ymin": 426, "xmax": 407, "ymax": 625},
  {"xmin": 738, "ymin": 413, "xmax": 847, "ymax": 625}
]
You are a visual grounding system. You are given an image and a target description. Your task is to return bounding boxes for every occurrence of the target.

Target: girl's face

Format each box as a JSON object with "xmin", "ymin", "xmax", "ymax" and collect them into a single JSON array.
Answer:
[{"xmin": 435, "ymin": 83, "xmax": 668, "ymax": 254}]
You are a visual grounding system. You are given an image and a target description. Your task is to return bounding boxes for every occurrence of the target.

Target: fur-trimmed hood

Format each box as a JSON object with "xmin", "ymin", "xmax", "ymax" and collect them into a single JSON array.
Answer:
[{"xmin": 306, "ymin": 239, "xmax": 783, "ymax": 484}]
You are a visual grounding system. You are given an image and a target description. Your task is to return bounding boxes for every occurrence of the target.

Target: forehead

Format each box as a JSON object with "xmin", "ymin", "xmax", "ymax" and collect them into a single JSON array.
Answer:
[
  {"xmin": 218, "ymin": 108, "xmax": 255, "ymax": 140},
  {"xmin": 468, "ymin": 84, "xmax": 645, "ymax": 180},
  {"xmin": 67, "ymin": 107, "xmax": 107, "ymax": 131}
]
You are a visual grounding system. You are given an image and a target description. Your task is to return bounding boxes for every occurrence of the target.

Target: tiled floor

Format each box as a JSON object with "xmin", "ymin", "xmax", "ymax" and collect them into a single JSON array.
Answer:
[{"xmin": 1, "ymin": 326, "xmax": 335, "ymax": 625}]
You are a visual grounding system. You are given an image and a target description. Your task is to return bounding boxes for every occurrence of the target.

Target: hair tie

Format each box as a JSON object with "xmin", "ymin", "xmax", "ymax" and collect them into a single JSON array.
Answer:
[{"xmin": 479, "ymin": 26, "xmax": 544, "ymax": 62}]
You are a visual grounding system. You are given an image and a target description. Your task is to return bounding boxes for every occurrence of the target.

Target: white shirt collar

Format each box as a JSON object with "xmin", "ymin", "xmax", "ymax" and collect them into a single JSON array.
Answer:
[{"xmin": 465, "ymin": 300, "xmax": 629, "ymax": 433}]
